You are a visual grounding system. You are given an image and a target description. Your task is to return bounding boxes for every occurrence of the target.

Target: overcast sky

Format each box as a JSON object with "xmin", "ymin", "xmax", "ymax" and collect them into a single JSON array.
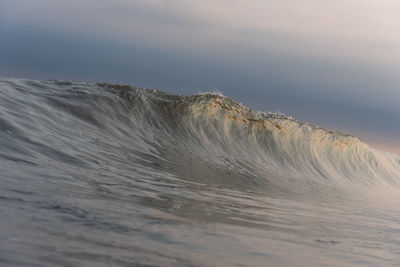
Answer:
[{"xmin": 1, "ymin": 0, "xmax": 400, "ymax": 152}]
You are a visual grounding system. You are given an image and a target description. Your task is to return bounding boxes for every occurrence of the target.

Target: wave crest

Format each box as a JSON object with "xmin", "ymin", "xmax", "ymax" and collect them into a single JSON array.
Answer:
[{"xmin": 2, "ymin": 78, "xmax": 399, "ymax": 199}]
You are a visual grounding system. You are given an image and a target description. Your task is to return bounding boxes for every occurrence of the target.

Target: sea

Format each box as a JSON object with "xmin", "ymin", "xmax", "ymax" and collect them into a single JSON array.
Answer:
[{"xmin": 1, "ymin": 78, "xmax": 400, "ymax": 266}]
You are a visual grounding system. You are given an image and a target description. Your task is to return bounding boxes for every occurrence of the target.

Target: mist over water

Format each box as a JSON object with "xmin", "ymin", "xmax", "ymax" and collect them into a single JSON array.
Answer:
[{"xmin": 1, "ymin": 78, "xmax": 400, "ymax": 266}]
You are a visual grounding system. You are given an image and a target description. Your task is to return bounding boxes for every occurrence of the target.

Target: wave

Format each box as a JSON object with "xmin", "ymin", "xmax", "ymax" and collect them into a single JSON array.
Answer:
[{"xmin": 1, "ymin": 78, "xmax": 399, "ymax": 199}]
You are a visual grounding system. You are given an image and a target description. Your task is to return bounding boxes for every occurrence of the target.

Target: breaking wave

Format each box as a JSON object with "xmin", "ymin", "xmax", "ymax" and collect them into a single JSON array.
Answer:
[
  {"xmin": 3, "ymin": 77, "xmax": 400, "ymax": 266},
  {"xmin": 1, "ymin": 78, "xmax": 399, "ymax": 198}
]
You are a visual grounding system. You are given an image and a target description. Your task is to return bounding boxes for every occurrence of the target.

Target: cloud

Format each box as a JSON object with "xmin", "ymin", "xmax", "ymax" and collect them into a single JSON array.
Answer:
[{"xmin": 3, "ymin": 0, "xmax": 399, "ymax": 68}]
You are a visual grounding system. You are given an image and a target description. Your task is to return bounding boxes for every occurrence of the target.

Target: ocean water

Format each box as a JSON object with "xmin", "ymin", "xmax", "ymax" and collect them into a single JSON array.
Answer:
[{"xmin": 1, "ymin": 78, "xmax": 400, "ymax": 266}]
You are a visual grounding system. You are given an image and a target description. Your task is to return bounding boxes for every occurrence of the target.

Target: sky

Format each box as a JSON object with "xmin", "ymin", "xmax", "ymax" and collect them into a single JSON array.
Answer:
[{"xmin": 1, "ymin": 0, "xmax": 400, "ymax": 152}]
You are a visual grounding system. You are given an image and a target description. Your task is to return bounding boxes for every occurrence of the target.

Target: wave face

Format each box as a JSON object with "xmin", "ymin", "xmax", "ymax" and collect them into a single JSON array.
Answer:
[{"xmin": 1, "ymin": 78, "xmax": 400, "ymax": 266}]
